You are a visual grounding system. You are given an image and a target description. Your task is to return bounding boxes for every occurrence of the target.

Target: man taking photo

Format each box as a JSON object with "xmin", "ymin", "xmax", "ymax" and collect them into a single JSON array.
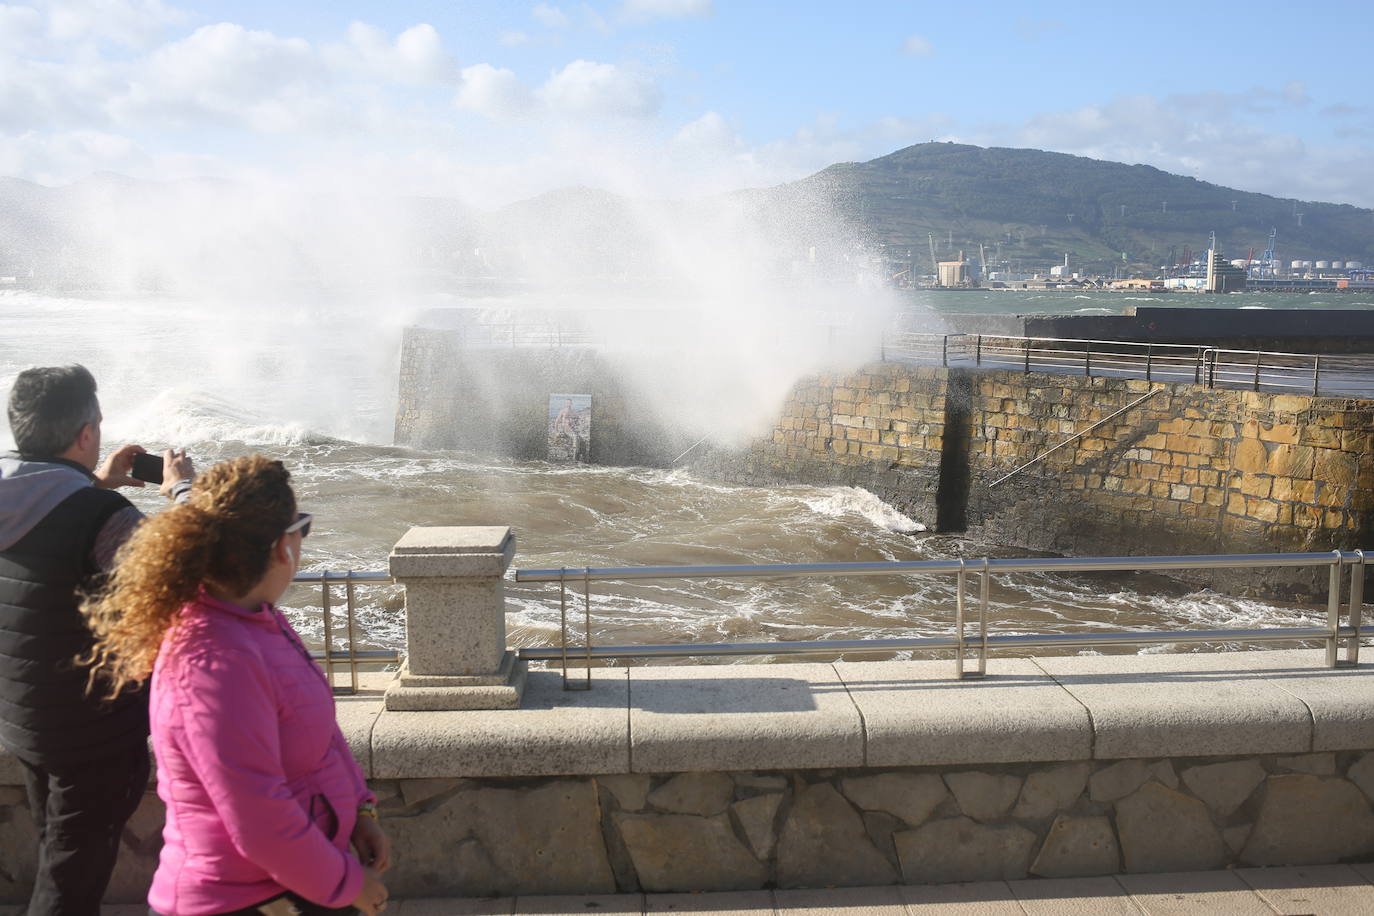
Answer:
[{"xmin": 0, "ymin": 364, "xmax": 194, "ymax": 914}]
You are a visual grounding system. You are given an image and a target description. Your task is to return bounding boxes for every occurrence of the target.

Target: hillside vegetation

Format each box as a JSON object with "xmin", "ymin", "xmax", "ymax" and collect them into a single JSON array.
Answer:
[{"xmin": 803, "ymin": 142, "xmax": 1374, "ymax": 274}]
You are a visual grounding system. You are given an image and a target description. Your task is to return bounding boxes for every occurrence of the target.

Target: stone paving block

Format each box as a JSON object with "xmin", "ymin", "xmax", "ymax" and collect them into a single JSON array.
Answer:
[
  {"xmin": 1237, "ymin": 864, "xmax": 1374, "ymax": 916},
  {"xmin": 1032, "ymin": 652, "xmax": 1312, "ymax": 758},
  {"xmin": 897, "ymin": 881, "xmax": 1023, "ymax": 915},
  {"xmin": 835, "ymin": 658, "xmax": 1090, "ymax": 766},
  {"xmin": 644, "ymin": 891, "xmax": 775, "ymax": 915},
  {"xmin": 1116, "ymin": 871, "xmax": 1274, "ymax": 916},
  {"xmin": 630, "ymin": 665, "xmax": 862, "ymax": 772},
  {"xmin": 372, "ymin": 669, "xmax": 629, "ymax": 778},
  {"xmin": 514, "ymin": 895, "xmax": 645, "ymax": 916},
  {"xmin": 1006, "ymin": 876, "xmax": 1143, "ymax": 915},
  {"xmin": 1353, "ymin": 861, "xmax": 1374, "ymax": 885},
  {"xmin": 399, "ymin": 900, "xmax": 518, "ymax": 916},
  {"xmin": 773, "ymin": 885, "xmax": 905, "ymax": 916}
]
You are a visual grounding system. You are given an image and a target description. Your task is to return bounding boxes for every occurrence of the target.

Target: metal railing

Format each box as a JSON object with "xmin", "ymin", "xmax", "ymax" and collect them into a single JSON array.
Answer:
[
  {"xmin": 291, "ymin": 570, "xmax": 397, "ymax": 694},
  {"xmin": 881, "ymin": 332, "xmax": 1374, "ymax": 398},
  {"xmin": 514, "ymin": 550, "xmax": 1368, "ymax": 689}
]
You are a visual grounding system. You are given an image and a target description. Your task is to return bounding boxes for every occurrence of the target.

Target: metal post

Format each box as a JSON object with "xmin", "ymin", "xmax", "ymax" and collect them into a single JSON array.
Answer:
[
  {"xmin": 1085, "ymin": 347, "xmax": 1092, "ymax": 378},
  {"xmin": 977, "ymin": 558, "xmax": 990, "ymax": 677},
  {"xmin": 976, "ymin": 335, "xmax": 982, "ymax": 365},
  {"xmin": 1023, "ymin": 339, "xmax": 1031, "ymax": 374},
  {"xmin": 574, "ymin": 570, "xmax": 593, "ymax": 690},
  {"xmin": 1313, "ymin": 355, "xmax": 1321, "ymax": 397},
  {"xmin": 1146, "ymin": 344, "xmax": 1153, "ymax": 383},
  {"xmin": 1326, "ymin": 554, "xmax": 1342, "ymax": 667},
  {"xmin": 559, "ymin": 571, "xmax": 570, "ymax": 689},
  {"xmin": 1253, "ymin": 352, "xmax": 1262, "ymax": 391},
  {"xmin": 1345, "ymin": 550, "xmax": 1364, "ymax": 666},
  {"xmin": 1194, "ymin": 347, "xmax": 1203, "ymax": 384},
  {"xmin": 942, "ymin": 335, "xmax": 948, "ymax": 367},
  {"xmin": 344, "ymin": 573, "xmax": 359, "ymax": 694},
  {"xmin": 320, "ymin": 578, "xmax": 335, "ymax": 687},
  {"xmin": 954, "ymin": 559, "xmax": 967, "ymax": 679}
]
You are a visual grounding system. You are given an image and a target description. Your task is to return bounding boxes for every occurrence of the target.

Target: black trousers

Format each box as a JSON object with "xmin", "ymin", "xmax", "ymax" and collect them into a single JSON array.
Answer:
[{"xmin": 19, "ymin": 742, "xmax": 150, "ymax": 916}]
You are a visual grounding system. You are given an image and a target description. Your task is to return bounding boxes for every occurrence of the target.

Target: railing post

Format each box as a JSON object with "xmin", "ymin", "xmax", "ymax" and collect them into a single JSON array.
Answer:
[
  {"xmin": 1146, "ymin": 344, "xmax": 1153, "ymax": 383},
  {"xmin": 954, "ymin": 558, "xmax": 968, "ymax": 679},
  {"xmin": 976, "ymin": 334, "xmax": 982, "ymax": 365},
  {"xmin": 1344, "ymin": 551, "xmax": 1364, "ymax": 667},
  {"xmin": 1327, "ymin": 553, "xmax": 1342, "ymax": 668},
  {"xmin": 320, "ymin": 577, "xmax": 335, "ymax": 688},
  {"xmin": 942, "ymin": 335, "xmax": 948, "ymax": 367},
  {"xmin": 1194, "ymin": 347, "xmax": 1202, "ymax": 384},
  {"xmin": 1313, "ymin": 355, "xmax": 1321, "ymax": 397},
  {"xmin": 1253, "ymin": 352, "xmax": 1262, "ymax": 391},
  {"xmin": 1023, "ymin": 339, "xmax": 1031, "ymax": 374},
  {"xmin": 384, "ymin": 526, "xmax": 527, "ymax": 710},
  {"xmin": 1085, "ymin": 347, "xmax": 1092, "ymax": 378}
]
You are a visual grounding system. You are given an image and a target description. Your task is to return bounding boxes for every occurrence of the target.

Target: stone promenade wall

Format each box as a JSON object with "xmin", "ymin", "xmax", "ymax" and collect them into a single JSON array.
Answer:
[
  {"xmin": 2, "ymin": 650, "xmax": 1372, "ymax": 901},
  {"xmin": 699, "ymin": 363, "xmax": 1374, "ymax": 597}
]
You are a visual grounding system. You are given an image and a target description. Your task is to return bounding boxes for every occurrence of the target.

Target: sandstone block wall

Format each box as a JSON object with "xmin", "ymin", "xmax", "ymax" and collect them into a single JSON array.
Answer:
[
  {"xmin": 21, "ymin": 752, "xmax": 1374, "ymax": 901},
  {"xmin": 704, "ymin": 363, "xmax": 1374, "ymax": 598}
]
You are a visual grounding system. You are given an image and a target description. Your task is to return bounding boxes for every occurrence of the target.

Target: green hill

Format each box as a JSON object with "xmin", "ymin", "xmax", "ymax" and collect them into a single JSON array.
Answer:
[{"xmin": 799, "ymin": 142, "xmax": 1374, "ymax": 275}]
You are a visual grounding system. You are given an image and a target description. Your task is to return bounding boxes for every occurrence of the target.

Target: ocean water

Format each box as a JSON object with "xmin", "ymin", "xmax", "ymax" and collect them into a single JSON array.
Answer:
[{"xmin": 0, "ymin": 288, "xmax": 1341, "ymax": 662}]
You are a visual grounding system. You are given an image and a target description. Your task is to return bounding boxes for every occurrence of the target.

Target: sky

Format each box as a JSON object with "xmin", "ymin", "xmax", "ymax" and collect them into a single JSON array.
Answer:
[{"xmin": 3, "ymin": 0, "xmax": 1373, "ymax": 208}]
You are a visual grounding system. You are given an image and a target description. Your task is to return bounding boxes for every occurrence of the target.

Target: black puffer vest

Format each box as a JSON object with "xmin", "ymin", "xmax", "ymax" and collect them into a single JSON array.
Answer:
[{"xmin": 0, "ymin": 483, "xmax": 149, "ymax": 766}]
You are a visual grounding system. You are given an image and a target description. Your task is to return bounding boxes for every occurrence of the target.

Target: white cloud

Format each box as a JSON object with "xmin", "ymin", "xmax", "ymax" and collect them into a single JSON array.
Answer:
[
  {"xmin": 532, "ymin": 3, "xmax": 569, "ymax": 28},
  {"xmin": 455, "ymin": 64, "xmax": 534, "ymax": 119},
  {"xmin": 900, "ymin": 34, "xmax": 934, "ymax": 58},
  {"xmin": 537, "ymin": 59, "xmax": 660, "ymax": 118},
  {"xmin": 0, "ymin": 5, "xmax": 43, "ymax": 53},
  {"xmin": 620, "ymin": 0, "xmax": 713, "ymax": 21},
  {"xmin": 1005, "ymin": 92, "xmax": 1374, "ymax": 207},
  {"xmin": 337, "ymin": 21, "xmax": 457, "ymax": 86},
  {"xmin": 44, "ymin": 0, "xmax": 184, "ymax": 48},
  {"xmin": 0, "ymin": 129, "xmax": 148, "ymax": 185},
  {"xmin": 673, "ymin": 111, "xmax": 739, "ymax": 151},
  {"xmin": 500, "ymin": 30, "xmax": 532, "ymax": 47},
  {"xmin": 112, "ymin": 23, "xmax": 329, "ymax": 131}
]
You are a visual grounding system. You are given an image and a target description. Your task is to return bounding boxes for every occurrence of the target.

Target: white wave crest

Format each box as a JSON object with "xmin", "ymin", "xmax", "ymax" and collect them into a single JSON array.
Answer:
[{"xmin": 802, "ymin": 487, "xmax": 926, "ymax": 533}]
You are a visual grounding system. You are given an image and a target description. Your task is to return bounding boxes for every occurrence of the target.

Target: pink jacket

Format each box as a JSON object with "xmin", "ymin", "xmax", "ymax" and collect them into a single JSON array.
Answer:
[{"xmin": 148, "ymin": 591, "xmax": 374, "ymax": 914}]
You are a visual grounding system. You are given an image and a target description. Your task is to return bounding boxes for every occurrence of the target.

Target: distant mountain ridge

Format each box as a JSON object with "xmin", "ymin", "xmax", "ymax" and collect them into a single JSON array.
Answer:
[
  {"xmin": 802, "ymin": 142, "xmax": 1374, "ymax": 272},
  {"xmin": 2, "ymin": 143, "xmax": 1371, "ymax": 286}
]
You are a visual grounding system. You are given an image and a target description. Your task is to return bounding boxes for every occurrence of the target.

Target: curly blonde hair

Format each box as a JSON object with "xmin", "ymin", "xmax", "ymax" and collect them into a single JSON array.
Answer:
[{"xmin": 82, "ymin": 454, "xmax": 296, "ymax": 698}]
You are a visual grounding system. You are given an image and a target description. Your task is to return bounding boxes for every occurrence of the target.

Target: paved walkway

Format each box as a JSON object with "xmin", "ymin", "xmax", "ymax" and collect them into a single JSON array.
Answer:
[
  {"xmin": 66, "ymin": 864, "xmax": 1374, "ymax": 915},
  {"xmin": 364, "ymin": 865, "xmax": 1374, "ymax": 916}
]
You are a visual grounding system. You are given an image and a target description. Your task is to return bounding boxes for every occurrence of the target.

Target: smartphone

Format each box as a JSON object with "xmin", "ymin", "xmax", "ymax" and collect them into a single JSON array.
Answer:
[{"xmin": 131, "ymin": 452, "xmax": 164, "ymax": 485}]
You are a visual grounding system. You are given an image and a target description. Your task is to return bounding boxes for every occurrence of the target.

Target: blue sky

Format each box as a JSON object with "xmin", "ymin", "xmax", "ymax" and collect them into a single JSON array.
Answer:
[{"xmin": 3, "ymin": 0, "xmax": 1372, "ymax": 206}]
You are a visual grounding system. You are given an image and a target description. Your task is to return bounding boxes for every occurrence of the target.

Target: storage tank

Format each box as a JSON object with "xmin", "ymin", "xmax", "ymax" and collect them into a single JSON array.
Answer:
[
  {"xmin": 1332, "ymin": 261, "xmax": 1345, "ymax": 269},
  {"xmin": 1348, "ymin": 261, "xmax": 1364, "ymax": 269},
  {"xmin": 1291, "ymin": 260, "xmax": 1306, "ymax": 270},
  {"xmin": 1316, "ymin": 261, "xmax": 1330, "ymax": 269}
]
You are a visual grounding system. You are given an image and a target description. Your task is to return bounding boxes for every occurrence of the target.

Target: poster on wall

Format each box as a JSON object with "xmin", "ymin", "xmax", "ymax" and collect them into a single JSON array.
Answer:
[{"xmin": 548, "ymin": 394, "xmax": 592, "ymax": 463}]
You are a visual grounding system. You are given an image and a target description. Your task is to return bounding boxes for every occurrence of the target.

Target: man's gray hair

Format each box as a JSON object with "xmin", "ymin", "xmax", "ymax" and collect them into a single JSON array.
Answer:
[{"xmin": 7, "ymin": 365, "xmax": 101, "ymax": 458}]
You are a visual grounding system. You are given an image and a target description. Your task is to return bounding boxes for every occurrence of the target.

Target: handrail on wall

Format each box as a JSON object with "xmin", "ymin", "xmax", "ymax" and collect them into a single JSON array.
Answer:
[
  {"xmin": 881, "ymin": 332, "xmax": 1365, "ymax": 398},
  {"xmin": 515, "ymin": 550, "xmax": 1368, "ymax": 688}
]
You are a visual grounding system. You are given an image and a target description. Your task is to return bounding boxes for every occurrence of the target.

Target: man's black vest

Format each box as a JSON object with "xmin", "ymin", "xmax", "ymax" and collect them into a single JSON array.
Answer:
[{"xmin": 0, "ymin": 482, "xmax": 149, "ymax": 766}]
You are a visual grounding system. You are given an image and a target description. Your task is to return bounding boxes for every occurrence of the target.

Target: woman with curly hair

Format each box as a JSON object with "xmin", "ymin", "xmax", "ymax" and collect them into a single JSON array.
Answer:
[{"xmin": 82, "ymin": 455, "xmax": 390, "ymax": 915}]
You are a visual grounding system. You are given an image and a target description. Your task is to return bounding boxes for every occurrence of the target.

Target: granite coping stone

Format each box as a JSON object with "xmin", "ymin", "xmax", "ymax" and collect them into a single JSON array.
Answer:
[
  {"xmin": 333, "ymin": 671, "xmax": 391, "ymax": 777},
  {"xmin": 1032, "ymin": 650, "xmax": 1317, "ymax": 759},
  {"xmin": 370, "ymin": 668, "xmax": 629, "ymax": 779},
  {"xmin": 628, "ymin": 663, "xmax": 864, "ymax": 773},
  {"xmin": 834, "ymin": 658, "xmax": 1092, "ymax": 766}
]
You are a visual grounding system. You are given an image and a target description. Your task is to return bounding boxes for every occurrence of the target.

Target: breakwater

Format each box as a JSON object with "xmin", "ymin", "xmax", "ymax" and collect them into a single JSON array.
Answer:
[{"xmin": 698, "ymin": 364, "xmax": 1374, "ymax": 599}]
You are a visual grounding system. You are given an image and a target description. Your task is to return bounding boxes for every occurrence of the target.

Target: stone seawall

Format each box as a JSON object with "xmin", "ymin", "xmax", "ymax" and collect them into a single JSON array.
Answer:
[
  {"xmin": 696, "ymin": 363, "xmax": 1374, "ymax": 598},
  {"xmin": 3, "ymin": 651, "xmax": 1373, "ymax": 902}
]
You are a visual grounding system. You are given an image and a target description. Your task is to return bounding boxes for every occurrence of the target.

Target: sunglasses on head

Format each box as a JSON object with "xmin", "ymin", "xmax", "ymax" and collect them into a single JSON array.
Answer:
[{"xmin": 283, "ymin": 512, "xmax": 312, "ymax": 539}]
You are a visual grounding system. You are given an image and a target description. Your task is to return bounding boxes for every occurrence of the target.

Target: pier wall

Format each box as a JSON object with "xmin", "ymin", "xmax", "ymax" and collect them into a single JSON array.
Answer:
[
  {"xmin": 699, "ymin": 363, "xmax": 1374, "ymax": 597},
  {"xmin": 394, "ymin": 327, "xmax": 692, "ymax": 466}
]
